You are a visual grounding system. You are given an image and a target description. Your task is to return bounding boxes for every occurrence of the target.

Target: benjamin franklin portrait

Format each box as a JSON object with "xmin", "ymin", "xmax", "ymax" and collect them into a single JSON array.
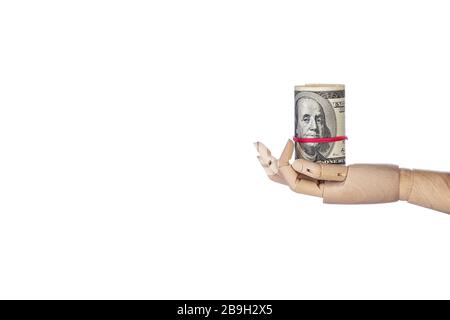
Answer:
[{"xmin": 295, "ymin": 92, "xmax": 337, "ymax": 161}]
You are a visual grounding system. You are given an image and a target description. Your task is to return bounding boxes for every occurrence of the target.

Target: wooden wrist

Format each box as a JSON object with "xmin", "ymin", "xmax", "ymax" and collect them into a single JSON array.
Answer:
[{"xmin": 399, "ymin": 168, "xmax": 413, "ymax": 201}]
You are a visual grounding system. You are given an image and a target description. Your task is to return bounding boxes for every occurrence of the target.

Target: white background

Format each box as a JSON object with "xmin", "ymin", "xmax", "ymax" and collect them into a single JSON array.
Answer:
[{"xmin": 1, "ymin": 0, "xmax": 450, "ymax": 299}]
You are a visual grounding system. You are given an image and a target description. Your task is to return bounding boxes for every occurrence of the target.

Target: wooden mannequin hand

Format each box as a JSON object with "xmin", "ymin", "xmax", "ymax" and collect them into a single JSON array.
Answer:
[
  {"xmin": 255, "ymin": 139, "xmax": 347, "ymax": 197},
  {"xmin": 256, "ymin": 139, "xmax": 450, "ymax": 214}
]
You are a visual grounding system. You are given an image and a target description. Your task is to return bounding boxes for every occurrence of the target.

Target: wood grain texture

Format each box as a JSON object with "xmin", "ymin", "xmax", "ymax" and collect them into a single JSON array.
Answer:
[
  {"xmin": 322, "ymin": 164, "xmax": 400, "ymax": 204},
  {"xmin": 404, "ymin": 169, "xmax": 450, "ymax": 214}
]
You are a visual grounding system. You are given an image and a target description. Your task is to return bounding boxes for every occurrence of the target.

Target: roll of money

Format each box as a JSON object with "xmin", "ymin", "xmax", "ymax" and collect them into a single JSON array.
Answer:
[{"xmin": 294, "ymin": 84, "xmax": 346, "ymax": 164}]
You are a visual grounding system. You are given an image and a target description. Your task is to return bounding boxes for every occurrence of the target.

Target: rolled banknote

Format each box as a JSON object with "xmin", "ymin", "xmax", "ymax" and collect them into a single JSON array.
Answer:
[{"xmin": 294, "ymin": 84, "xmax": 346, "ymax": 164}]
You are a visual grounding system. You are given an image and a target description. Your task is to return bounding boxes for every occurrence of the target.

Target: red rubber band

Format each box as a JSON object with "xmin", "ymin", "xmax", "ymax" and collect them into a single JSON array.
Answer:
[{"xmin": 293, "ymin": 136, "xmax": 348, "ymax": 143}]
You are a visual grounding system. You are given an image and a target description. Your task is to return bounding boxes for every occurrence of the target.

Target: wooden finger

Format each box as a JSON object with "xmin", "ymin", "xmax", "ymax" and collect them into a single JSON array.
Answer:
[
  {"xmin": 279, "ymin": 139, "xmax": 294, "ymax": 167},
  {"xmin": 292, "ymin": 159, "xmax": 348, "ymax": 181},
  {"xmin": 278, "ymin": 165, "xmax": 323, "ymax": 197}
]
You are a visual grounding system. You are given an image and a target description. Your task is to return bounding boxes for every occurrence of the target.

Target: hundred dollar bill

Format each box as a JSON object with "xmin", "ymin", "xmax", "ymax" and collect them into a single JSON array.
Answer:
[{"xmin": 294, "ymin": 84, "xmax": 346, "ymax": 164}]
